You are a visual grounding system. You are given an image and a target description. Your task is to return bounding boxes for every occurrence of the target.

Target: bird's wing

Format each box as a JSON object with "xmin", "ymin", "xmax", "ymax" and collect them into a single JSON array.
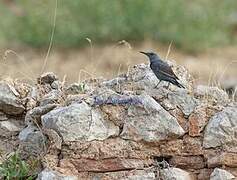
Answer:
[{"xmin": 152, "ymin": 61, "xmax": 179, "ymax": 80}]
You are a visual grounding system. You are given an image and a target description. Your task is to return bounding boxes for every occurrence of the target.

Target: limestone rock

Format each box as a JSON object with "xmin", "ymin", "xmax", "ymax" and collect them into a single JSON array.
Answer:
[
  {"xmin": 51, "ymin": 80, "xmax": 63, "ymax": 90},
  {"xmin": 207, "ymin": 152, "xmax": 237, "ymax": 168},
  {"xmin": 0, "ymin": 119, "xmax": 24, "ymax": 137},
  {"xmin": 166, "ymin": 89, "xmax": 197, "ymax": 116},
  {"xmin": 210, "ymin": 168, "xmax": 235, "ymax": 180},
  {"xmin": 65, "ymin": 83, "xmax": 87, "ymax": 94},
  {"xmin": 37, "ymin": 169, "xmax": 77, "ymax": 180},
  {"xmin": 37, "ymin": 72, "xmax": 58, "ymax": 85},
  {"xmin": 59, "ymin": 158, "xmax": 151, "ymax": 173},
  {"xmin": 42, "ymin": 102, "xmax": 119, "ymax": 142},
  {"xmin": 25, "ymin": 104, "xmax": 57, "ymax": 125},
  {"xmin": 159, "ymin": 167, "xmax": 193, "ymax": 180},
  {"xmin": 18, "ymin": 125, "xmax": 46, "ymax": 158},
  {"xmin": 40, "ymin": 90, "xmax": 64, "ymax": 106},
  {"xmin": 194, "ymin": 85, "xmax": 229, "ymax": 104},
  {"xmin": 89, "ymin": 169, "xmax": 156, "ymax": 180},
  {"xmin": 169, "ymin": 156, "xmax": 205, "ymax": 169},
  {"xmin": 0, "ymin": 81, "xmax": 25, "ymax": 115},
  {"xmin": 121, "ymin": 94, "xmax": 185, "ymax": 142},
  {"xmin": 126, "ymin": 62, "xmax": 192, "ymax": 91},
  {"xmin": 203, "ymin": 106, "xmax": 237, "ymax": 152}
]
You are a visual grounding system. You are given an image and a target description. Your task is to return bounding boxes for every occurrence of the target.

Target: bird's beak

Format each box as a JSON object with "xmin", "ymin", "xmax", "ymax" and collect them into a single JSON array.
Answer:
[{"xmin": 139, "ymin": 51, "xmax": 148, "ymax": 56}]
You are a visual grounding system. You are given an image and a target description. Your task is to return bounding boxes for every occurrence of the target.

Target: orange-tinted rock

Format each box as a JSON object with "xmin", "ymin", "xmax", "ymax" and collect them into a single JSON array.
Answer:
[
  {"xmin": 197, "ymin": 168, "xmax": 213, "ymax": 180},
  {"xmin": 189, "ymin": 105, "xmax": 208, "ymax": 137},
  {"xmin": 160, "ymin": 136, "xmax": 203, "ymax": 156},
  {"xmin": 169, "ymin": 108, "xmax": 189, "ymax": 133},
  {"xmin": 88, "ymin": 169, "xmax": 156, "ymax": 180},
  {"xmin": 62, "ymin": 138, "xmax": 161, "ymax": 160},
  {"xmin": 182, "ymin": 136, "xmax": 203, "ymax": 155},
  {"xmin": 100, "ymin": 105, "xmax": 127, "ymax": 127},
  {"xmin": 207, "ymin": 152, "xmax": 237, "ymax": 168},
  {"xmin": 170, "ymin": 156, "xmax": 205, "ymax": 169},
  {"xmin": 59, "ymin": 158, "xmax": 153, "ymax": 172}
]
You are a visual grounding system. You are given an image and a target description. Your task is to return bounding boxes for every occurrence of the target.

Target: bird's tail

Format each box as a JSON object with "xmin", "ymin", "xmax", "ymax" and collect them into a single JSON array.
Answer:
[{"xmin": 174, "ymin": 79, "xmax": 185, "ymax": 89}]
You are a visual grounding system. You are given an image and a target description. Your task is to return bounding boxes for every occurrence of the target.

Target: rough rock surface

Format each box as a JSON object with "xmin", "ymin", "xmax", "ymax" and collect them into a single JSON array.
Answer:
[
  {"xmin": 42, "ymin": 102, "xmax": 119, "ymax": 142},
  {"xmin": 203, "ymin": 106, "xmax": 237, "ymax": 152},
  {"xmin": 37, "ymin": 169, "xmax": 77, "ymax": 180},
  {"xmin": 0, "ymin": 63, "xmax": 236, "ymax": 179},
  {"xmin": 159, "ymin": 167, "xmax": 193, "ymax": 180},
  {"xmin": 120, "ymin": 94, "xmax": 185, "ymax": 142},
  {"xmin": 210, "ymin": 168, "xmax": 235, "ymax": 180},
  {"xmin": 194, "ymin": 85, "xmax": 229, "ymax": 105},
  {"xmin": 0, "ymin": 81, "xmax": 25, "ymax": 115},
  {"xmin": 18, "ymin": 124, "xmax": 47, "ymax": 158}
]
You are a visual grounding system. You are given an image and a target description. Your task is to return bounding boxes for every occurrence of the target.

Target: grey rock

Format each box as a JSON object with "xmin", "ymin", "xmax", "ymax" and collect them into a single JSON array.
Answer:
[
  {"xmin": 127, "ymin": 62, "xmax": 192, "ymax": 91},
  {"xmin": 91, "ymin": 169, "xmax": 156, "ymax": 180},
  {"xmin": 203, "ymin": 106, "xmax": 237, "ymax": 152},
  {"xmin": 37, "ymin": 169, "xmax": 77, "ymax": 180},
  {"xmin": 222, "ymin": 77, "xmax": 237, "ymax": 100},
  {"xmin": 125, "ymin": 170, "xmax": 156, "ymax": 180},
  {"xmin": 42, "ymin": 102, "xmax": 119, "ymax": 142},
  {"xmin": 166, "ymin": 89, "xmax": 197, "ymax": 116},
  {"xmin": 51, "ymin": 80, "xmax": 63, "ymax": 90},
  {"xmin": 18, "ymin": 125, "xmax": 46, "ymax": 158},
  {"xmin": 129, "ymin": 64, "xmax": 160, "ymax": 90},
  {"xmin": 0, "ymin": 81, "xmax": 25, "ymax": 115},
  {"xmin": 40, "ymin": 90, "xmax": 64, "ymax": 106},
  {"xmin": 166, "ymin": 60, "xmax": 194, "ymax": 90},
  {"xmin": 0, "ymin": 111, "xmax": 8, "ymax": 121},
  {"xmin": 102, "ymin": 76, "xmax": 127, "ymax": 87},
  {"xmin": 18, "ymin": 124, "xmax": 38, "ymax": 141},
  {"xmin": 0, "ymin": 119, "xmax": 24, "ymax": 137},
  {"xmin": 29, "ymin": 86, "xmax": 39, "ymax": 100},
  {"xmin": 37, "ymin": 72, "xmax": 58, "ymax": 85},
  {"xmin": 159, "ymin": 167, "xmax": 193, "ymax": 180},
  {"xmin": 121, "ymin": 94, "xmax": 185, "ymax": 142},
  {"xmin": 93, "ymin": 92, "xmax": 142, "ymax": 106},
  {"xmin": 194, "ymin": 85, "xmax": 229, "ymax": 104},
  {"xmin": 25, "ymin": 104, "xmax": 57, "ymax": 125},
  {"xmin": 210, "ymin": 168, "xmax": 235, "ymax": 180},
  {"xmin": 65, "ymin": 83, "xmax": 87, "ymax": 94}
]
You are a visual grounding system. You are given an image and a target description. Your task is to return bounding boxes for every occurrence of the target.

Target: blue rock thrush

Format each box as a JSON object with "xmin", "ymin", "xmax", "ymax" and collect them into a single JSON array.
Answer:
[{"xmin": 140, "ymin": 51, "xmax": 185, "ymax": 89}]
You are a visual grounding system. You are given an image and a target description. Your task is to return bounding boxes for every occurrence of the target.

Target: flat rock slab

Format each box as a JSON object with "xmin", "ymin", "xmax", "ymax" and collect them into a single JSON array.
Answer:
[
  {"xmin": 159, "ymin": 167, "xmax": 193, "ymax": 180},
  {"xmin": 203, "ymin": 106, "xmax": 237, "ymax": 152},
  {"xmin": 42, "ymin": 102, "xmax": 119, "ymax": 142},
  {"xmin": 210, "ymin": 168, "xmax": 235, "ymax": 180},
  {"xmin": 37, "ymin": 169, "xmax": 77, "ymax": 180},
  {"xmin": 121, "ymin": 94, "xmax": 185, "ymax": 142},
  {"xmin": 0, "ymin": 81, "xmax": 25, "ymax": 115},
  {"xmin": 86, "ymin": 169, "xmax": 156, "ymax": 180}
]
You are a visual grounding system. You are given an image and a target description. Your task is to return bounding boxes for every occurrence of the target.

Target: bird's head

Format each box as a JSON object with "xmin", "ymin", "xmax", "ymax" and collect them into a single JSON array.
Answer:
[{"xmin": 139, "ymin": 51, "xmax": 160, "ymax": 61}]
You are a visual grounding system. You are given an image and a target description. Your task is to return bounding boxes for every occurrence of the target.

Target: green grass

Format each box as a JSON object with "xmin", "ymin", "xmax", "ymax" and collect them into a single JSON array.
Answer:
[
  {"xmin": 0, "ymin": 152, "xmax": 38, "ymax": 180},
  {"xmin": 0, "ymin": 0, "xmax": 236, "ymax": 52}
]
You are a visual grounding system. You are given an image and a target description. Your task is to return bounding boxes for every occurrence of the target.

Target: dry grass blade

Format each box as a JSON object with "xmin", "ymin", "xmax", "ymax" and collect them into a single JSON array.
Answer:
[
  {"xmin": 218, "ymin": 60, "xmax": 237, "ymax": 86},
  {"xmin": 41, "ymin": 0, "xmax": 58, "ymax": 74},
  {"xmin": 1, "ymin": 49, "xmax": 34, "ymax": 81},
  {"xmin": 78, "ymin": 69, "xmax": 94, "ymax": 84},
  {"xmin": 86, "ymin": 37, "xmax": 93, "ymax": 62},
  {"xmin": 165, "ymin": 41, "xmax": 173, "ymax": 60}
]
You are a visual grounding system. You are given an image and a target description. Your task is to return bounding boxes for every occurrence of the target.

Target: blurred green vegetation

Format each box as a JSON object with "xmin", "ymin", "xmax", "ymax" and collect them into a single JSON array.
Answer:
[{"xmin": 0, "ymin": 0, "xmax": 236, "ymax": 52}]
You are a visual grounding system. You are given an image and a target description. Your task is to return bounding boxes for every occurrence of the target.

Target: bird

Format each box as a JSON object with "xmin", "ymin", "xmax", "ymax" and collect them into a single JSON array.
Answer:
[{"xmin": 140, "ymin": 51, "xmax": 185, "ymax": 89}]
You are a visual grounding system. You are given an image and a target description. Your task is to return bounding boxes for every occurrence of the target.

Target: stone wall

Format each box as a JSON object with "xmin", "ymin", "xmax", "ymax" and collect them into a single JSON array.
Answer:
[{"xmin": 0, "ymin": 62, "xmax": 236, "ymax": 180}]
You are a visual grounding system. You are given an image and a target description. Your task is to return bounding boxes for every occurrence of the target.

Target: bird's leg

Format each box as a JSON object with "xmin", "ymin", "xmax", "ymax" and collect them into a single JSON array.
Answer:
[
  {"xmin": 155, "ymin": 80, "xmax": 162, "ymax": 88},
  {"xmin": 166, "ymin": 82, "xmax": 170, "ymax": 89}
]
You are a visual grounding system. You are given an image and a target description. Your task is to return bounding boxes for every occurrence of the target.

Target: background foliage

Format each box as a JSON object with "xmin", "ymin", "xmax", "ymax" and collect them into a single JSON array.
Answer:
[{"xmin": 0, "ymin": 0, "xmax": 236, "ymax": 51}]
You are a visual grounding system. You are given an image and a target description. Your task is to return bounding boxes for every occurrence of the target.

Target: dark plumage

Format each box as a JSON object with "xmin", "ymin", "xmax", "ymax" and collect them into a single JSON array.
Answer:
[{"xmin": 140, "ymin": 51, "xmax": 185, "ymax": 89}]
